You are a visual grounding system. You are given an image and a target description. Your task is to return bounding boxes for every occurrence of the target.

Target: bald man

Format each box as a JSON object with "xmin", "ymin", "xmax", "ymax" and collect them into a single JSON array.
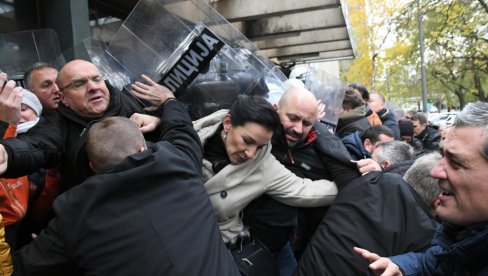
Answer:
[
  {"xmin": 0, "ymin": 59, "xmax": 165, "ymax": 192},
  {"xmin": 243, "ymin": 88, "xmax": 360, "ymax": 274}
]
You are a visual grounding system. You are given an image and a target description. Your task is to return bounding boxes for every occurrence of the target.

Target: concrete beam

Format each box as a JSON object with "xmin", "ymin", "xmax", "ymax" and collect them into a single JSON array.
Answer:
[
  {"xmin": 255, "ymin": 27, "xmax": 349, "ymax": 49},
  {"xmin": 211, "ymin": 0, "xmax": 340, "ymax": 22},
  {"xmin": 276, "ymin": 49, "xmax": 355, "ymax": 63},
  {"xmin": 260, "ymin": 40, "xmax": 351, "ymax": 59},
  {"xmin": 245, "ymin": 7, "xmax": 345, "ymax": 39},
  {"xmin": 42, "ymin": 0, "xmax": 91, "ymax": 59}
]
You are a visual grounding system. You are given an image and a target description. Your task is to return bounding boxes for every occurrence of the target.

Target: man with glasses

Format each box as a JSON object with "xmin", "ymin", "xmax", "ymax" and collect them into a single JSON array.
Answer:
[{"xmin": 0, "ymin": 59, "xmax": 168, "ymax": 192}]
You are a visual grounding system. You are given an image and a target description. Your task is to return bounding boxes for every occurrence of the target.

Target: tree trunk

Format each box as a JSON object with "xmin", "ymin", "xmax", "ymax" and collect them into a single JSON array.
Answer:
[
  {"xmin": 455, "ymin": 88, "xmax": 465, "ymax": 109},
  {"xmin": 474, "ymin": 73, "xmax": 488, "ymax": 102}
]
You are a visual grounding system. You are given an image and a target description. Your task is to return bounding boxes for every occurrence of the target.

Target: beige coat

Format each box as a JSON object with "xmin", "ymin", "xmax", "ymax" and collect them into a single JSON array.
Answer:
[{"xmin": 194, "ymin": 110, "xmax": 338, "ymax": 242}]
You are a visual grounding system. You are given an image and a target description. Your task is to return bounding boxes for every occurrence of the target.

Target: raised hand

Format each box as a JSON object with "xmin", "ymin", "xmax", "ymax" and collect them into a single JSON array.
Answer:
[
  {"xmin": 131, "ymin": 75, "xmax": 175, "ymax": 112},
  {"xmin": 0, "ymin": 73, "xmax": 23, "ymax": 125}
]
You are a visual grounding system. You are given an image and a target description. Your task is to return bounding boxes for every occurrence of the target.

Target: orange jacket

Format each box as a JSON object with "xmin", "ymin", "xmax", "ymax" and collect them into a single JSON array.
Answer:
[
  {"xmin": 0, "ymin": 123, "xmax": 30, "ymax": 226},
  {"xmin": 367, "ymin": 111, "xmax": 383, "ymax": 126}
]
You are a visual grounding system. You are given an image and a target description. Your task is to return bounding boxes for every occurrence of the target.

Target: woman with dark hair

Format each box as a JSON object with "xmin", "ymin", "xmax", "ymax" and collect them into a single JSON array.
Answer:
[
  {"xmin": 132, "ymin": 79, "xmax": 338, "ymax": 275},
  {"xmin": 193, "ymin": 95, "xmax": 337, "ymax": 275}
]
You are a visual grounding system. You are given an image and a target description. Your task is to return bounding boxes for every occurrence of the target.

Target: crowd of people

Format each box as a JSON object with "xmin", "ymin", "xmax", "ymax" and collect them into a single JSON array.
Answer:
[{"xmin": 0, "ymin": 57, "xmax": 487, "ymax": 276}]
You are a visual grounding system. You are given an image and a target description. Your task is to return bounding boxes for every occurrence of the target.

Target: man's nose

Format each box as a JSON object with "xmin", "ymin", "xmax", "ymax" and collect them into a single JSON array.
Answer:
[
  {"xmin": 86, "ymin": 79, "xmax": 99, "ymax": 90},
  {"xmin": 430, "ymin": 161, "xmax": 446, "ymax": 179},
  {"xmin": 293, "ymin": 121, "xmax": 303, "ymax": 134},
  {"xmin": 53, "ymin": 83, "xmax": 60, "ymax": 93}
]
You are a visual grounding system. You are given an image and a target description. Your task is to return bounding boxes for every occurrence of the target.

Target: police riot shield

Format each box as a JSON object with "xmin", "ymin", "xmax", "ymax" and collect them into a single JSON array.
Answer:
[
  {"xmin": 0, "ymin": 29, "xmax": 65, "ymax": 87},
  {"xmin": 303, "ymin": 67, "xmax": 346, "ymax": 132},
  {"xmin": 105, "ymin": 0, "xmax": 288, "ymax": 119}
]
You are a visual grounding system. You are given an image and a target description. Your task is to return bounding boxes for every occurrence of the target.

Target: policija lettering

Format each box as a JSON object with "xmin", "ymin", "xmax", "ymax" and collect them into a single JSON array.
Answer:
[{"xmin": 160, "ymin": 28, "xmax": 224, "ymax": 95}]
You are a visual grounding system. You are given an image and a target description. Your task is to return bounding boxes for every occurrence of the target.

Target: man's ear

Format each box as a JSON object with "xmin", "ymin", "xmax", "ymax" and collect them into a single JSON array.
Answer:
[
  {"xmin": 364, "ymin": 139, "xmax": 373, "ymax": 152},
  {"xmin": 59, "ymin": 91, "xmax": 68, "ymax": 106},
  {"xmin": 89, "ymin": 161, "xmax": 97, "ymax": 173},
  {"xmin": 383, "ymin": 160, "xmax": 391, "ymax": 169},
  {"xmin": 273, "ymin": 103, "xmax": 279, "ymax": 112}
]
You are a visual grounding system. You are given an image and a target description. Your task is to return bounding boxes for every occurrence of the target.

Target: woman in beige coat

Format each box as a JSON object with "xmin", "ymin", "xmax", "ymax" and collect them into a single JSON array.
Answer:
[{"xmin": 193, "ymin": 95, "xmax": 338, "ymax": 243}]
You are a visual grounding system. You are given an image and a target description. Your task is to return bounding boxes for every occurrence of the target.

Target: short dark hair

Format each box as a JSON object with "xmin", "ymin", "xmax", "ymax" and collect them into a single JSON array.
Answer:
[
  {"xmin": 411, "ymin": 113, "xmax": 427, "ymax": 124},
  {"xmin": 228, "ymin": 95, "xmax": 280, "ymax": 132},
  {"xmin": 342, "ymin": 87, "xmax": 364, "ymax": 110},
  {"xmin": 361, "ymin": 125, "xmax": 394, "ymax": 144},
  {"xmin": 23, "ymin": 62, "xmax": 57, "ymax": 89},
  {"xmin": 86, "ymin": 116, "xmax": 146, "ymax": 173},
  {"xmin": 348, "ymin": 82, "xmax": 369, "ymax": 102}
]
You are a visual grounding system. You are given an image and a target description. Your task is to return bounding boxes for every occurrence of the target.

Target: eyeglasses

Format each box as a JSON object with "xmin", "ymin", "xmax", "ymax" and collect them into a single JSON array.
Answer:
[{"xmin": 60, "ymin": 74, "xmax": 104, "ymax": 91}]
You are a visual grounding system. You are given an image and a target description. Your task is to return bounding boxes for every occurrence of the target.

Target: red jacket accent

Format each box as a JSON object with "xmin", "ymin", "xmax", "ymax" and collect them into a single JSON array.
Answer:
[{"xmin": 1, "ymin": 124, "xmax": 29, "ymax": 225}]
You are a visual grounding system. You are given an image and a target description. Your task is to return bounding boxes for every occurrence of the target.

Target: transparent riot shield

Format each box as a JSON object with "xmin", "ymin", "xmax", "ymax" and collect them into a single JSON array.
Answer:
[
  {"xmin": 303, "ymin": 67, "xmax": 346, "ymax": 132},
  {"xmin": 0, "ymin": 29, "xmax": 65, "ymax": 87},
  {"xmin": 105, "ymin": 0, "xmax": 288, "ymax": 119}
]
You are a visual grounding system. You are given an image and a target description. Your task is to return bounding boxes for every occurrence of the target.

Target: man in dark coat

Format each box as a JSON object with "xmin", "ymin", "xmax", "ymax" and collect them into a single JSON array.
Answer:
[
  {"xmin": 411, "ymin": 113, "xmax": 441, "ymax": 152},
  {"xmin": 368, "ymin": 93, "xmax": 400, "ymax": 140},
  {"xmin": 243, "ymin": 88, "xmax": 361, "ymax": 274},
  {"xmin": 357, "ymin": 102, "xmax": 488, "ymax": 275},
  {"xmin": 398, "ymin": 119, "xmax": 425, "ymax": 157},
  {"xmin": 0, "ymin": 60, "xmax": 160, "ymax": 192},
  {"xmin": 335, "ymin": 87, "xmax": 371, "ymax": 138},
  {"xmin": 342, "ymin": 125, "xmax": 395, "ymax": 161},
  {"xmin": 296, "ymin": 152, "xmax": 441, "ymax": 275},
  {"xmin": 7, "ymin": 98, "xmax": 240, "ymax": 275}
]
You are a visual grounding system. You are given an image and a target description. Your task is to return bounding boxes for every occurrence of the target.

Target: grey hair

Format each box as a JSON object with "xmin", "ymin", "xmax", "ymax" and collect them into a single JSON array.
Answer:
[
  {"xmin": 453, "ymin": 102, "xmax": 488, "ymax": 161},
  {"xmin": 374, "ymin": 140, "xmax": 415, "ymax": 165},
  {"xmin": 404, "ymin": 152, "xmax": 442, "ymax": 215},
  {"xmin": 23, "ymin": 62, "xmax": 57, "ymax": 89}
]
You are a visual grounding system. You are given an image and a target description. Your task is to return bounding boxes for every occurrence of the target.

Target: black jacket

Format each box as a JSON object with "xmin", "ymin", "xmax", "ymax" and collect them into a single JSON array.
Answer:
[
  {"xmin": 377, "ymin": 108, "xmax": 400, "ymax": 140},
  {"xmin": 335, "ymin": 116, "xmax": 371, "ymax": 139},
  {"xmin": 1, "ymin": 84, "xmax": 146, "ymax": 191},
  {"xmin": 296, "ymin": 172, "xmax": 438, "ymax": 276},
  {"xmin": 12, "ymin": 100, "xmax": 239, "ymax": 276},
  {"xmin": 244, "ymin": 122, "xmax": 360, "ymax": 252},
  {"xmin": 416, "ymin": 126, "xmax": 441, "ymax": 152}
]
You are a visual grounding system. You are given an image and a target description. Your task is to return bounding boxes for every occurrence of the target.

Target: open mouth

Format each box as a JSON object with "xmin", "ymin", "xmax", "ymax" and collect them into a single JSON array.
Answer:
[{"xmin": 89, "ymin": 95, "xmax": 103, "ymax": 102}]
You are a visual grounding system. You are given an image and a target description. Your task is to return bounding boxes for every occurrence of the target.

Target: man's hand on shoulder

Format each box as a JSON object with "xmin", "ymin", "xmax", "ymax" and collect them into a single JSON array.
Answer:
[
  {"xmin": 354, "ymin": 247, "xmax": 403, "ymax": 276},
  {"xmin": 352, "ymin": 158, "xmax": 382, "ymax": 175}
]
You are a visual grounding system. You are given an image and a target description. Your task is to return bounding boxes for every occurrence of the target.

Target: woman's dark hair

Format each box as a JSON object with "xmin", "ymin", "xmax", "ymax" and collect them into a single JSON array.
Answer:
[{"xmin": 228, "ymin": 95, "xmax": 280, "ymax": 132}]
